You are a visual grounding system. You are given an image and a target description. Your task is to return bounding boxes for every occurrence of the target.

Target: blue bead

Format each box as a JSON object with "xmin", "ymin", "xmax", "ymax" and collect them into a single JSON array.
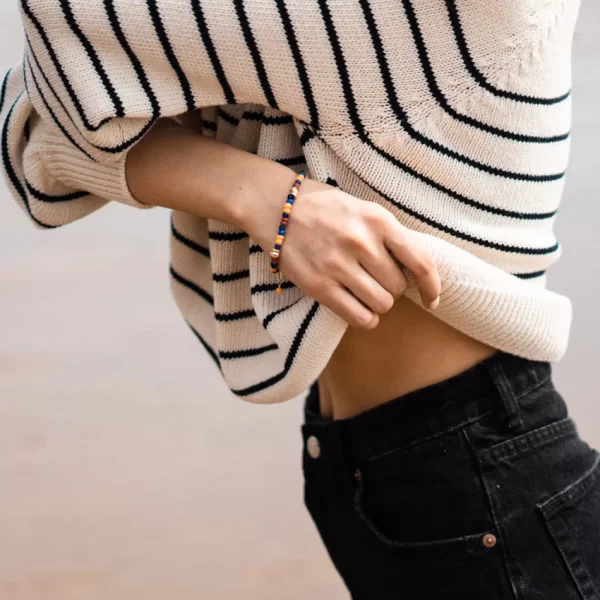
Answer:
[
  {"xmin": 287, "ymin": 194, "xmax": 295, "ymax": 202},
  {"xmin": 274, "ymin": 243, "xmax": 281, "ymax": 249},
  {"xmin": 279, "ymin": 227, "xmax": 285, "ymax": 235},
  {"xmin": 299, "ymin": 171, "xmax": 306, "ymax": 177}
]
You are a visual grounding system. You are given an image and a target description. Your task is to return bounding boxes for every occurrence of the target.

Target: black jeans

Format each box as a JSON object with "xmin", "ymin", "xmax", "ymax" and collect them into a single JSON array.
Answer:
[{"xmin": 302, "ymin": 351, "xmax": 600, "ymax": 599}]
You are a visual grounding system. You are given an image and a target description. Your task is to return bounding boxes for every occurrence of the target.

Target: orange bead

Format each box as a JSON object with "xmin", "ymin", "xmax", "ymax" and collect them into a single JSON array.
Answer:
[
  {"xmin": 284, "ymin": 203, "xmax": 293, "ymax": 211},
  {"xmin": 276, "ymin": 286, "xmax": 283, "ymax": 294}
]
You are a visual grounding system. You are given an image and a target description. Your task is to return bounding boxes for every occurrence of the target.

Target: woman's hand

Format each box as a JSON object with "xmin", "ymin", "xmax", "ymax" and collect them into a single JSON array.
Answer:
[{"xmin": 244, "ymin": 179, "xmax": 441, "ymax": 330}]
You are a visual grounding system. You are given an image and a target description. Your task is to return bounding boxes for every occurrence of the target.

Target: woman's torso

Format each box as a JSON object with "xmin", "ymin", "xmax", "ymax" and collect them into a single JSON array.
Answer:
[{"xmin": 318, "ymin": 297, "xmax": 498, "ymax": 419}]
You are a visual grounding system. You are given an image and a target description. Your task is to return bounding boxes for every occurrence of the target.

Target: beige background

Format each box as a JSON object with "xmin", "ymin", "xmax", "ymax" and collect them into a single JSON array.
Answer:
[{"xmin": 0, "ymin": 2, "xmax": 598, "ymax": 599}]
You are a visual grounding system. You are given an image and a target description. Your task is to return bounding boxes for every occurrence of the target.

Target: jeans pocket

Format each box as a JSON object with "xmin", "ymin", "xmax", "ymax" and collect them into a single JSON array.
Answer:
[
  {"xmin": 538, "ymin": 452, "xmax": 600, "ymax": 600},
  {"xmin": 351, "ymin": 428, "xmax": 498, "ymax": 555},
  {"xmin": 477, "ymin": 417, "xmax": 600, "ymax": 599}
]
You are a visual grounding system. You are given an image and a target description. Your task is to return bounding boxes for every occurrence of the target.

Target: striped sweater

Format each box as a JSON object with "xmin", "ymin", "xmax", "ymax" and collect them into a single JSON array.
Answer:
[{"xmin": 2, "ymin": 0, "xmax": 580, "ymax": 403}]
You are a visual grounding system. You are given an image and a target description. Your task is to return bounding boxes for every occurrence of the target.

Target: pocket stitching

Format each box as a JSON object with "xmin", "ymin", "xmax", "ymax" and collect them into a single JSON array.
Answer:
[
  {"xmin": 537, "ymin": 452, "xmax": 600, "ymax": 600},
  {"xmin": 352, "ymin": 475, "xmax": 494, "ymax": 552},
  {"xmin": 538, "ymin": 451, "xmax": 600, "ymax": 518},
  {"xmin": 479, "ymin": 418, "xmax": 576, "ymax": 464}
]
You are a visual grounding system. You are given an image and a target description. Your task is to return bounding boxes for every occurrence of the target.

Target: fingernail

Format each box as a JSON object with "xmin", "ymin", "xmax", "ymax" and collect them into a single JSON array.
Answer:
[{"xmin": 428, "ymin": 296, "xmax": 440, "ymax": 310}]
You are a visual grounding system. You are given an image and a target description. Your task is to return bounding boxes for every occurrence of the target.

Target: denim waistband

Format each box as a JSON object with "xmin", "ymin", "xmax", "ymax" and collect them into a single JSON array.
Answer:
[{"xmin": 303, "ymin": 351, "xmax": 552, "ymax": 467}]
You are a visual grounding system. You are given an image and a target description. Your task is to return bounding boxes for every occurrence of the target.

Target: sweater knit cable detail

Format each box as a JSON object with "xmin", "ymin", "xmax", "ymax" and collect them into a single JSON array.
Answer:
[{"xmin": 1, "ymin": 0, "xmax": 580, "ymax": 402}]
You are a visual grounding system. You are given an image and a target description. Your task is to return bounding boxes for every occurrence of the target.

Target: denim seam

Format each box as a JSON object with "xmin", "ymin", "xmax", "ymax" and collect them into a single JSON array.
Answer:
[
  {"xmin": 511, "ymin": 369, "xmax": 551, "ymax": 402},
  {"xmin": 479, "ymin": 418, "xmax": 576, "ymax": 464},
  {"xmin": 462, "ymin": 427, "xmax": 520, "ymax": 600},
  {"xmin": 538, "ymin": 451, "xmax": 600, "ymax": 517},
  {"xmin": 359, "ymin": 410, "xmax": 494, "ymax": 466},
  {"xmin": 538, "ymin": 489, "xmax": 600, "ymax": 600},
  {"xmin": 494, "ymin": 362, "xmax": 524, "ymax": 431}
]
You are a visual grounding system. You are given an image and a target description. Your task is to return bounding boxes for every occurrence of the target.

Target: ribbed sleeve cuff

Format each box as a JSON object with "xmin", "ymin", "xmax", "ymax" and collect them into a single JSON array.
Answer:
[{"xmin": 39, "ymin": 132, "xmax": 151, "ymax": 210}]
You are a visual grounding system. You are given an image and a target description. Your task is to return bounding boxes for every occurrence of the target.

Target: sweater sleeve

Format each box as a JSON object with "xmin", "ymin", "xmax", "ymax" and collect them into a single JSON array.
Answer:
[
  {"xmin": 1, "ymin": 65, "xmax": 148, "ymax": 229},
  {"xmin": 3, "ymin": 0, "xmax": 308, "ymax": 227}
]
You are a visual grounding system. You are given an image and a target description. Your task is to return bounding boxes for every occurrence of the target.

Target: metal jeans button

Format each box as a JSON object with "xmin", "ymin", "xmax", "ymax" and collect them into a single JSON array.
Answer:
[{"xmin": 307, "ymin": 435, "xmax": 321, "ymax": 459}]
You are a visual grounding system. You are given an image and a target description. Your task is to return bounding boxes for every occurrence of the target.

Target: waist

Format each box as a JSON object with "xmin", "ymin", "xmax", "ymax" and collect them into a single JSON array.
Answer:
[
  {"xmin": 305, "ymin": 350, "xmax": 557, "ymax": 467},
  {"xmin": 318, "ymin": 296, "xmax": 498, "ymax": 419}
]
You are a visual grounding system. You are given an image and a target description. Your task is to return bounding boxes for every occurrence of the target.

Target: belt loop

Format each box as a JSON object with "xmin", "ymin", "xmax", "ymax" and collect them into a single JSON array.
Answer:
[{"xmin": 488, "ymin": 362, "xmax": 524, "ymax": 432}]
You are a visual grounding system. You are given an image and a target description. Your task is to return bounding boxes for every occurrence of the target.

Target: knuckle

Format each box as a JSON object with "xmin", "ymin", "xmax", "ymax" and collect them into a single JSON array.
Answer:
[
  {"xmin": 320, "ymin": 252, "xmax": 345, "ymax": 274},
  {"xmin": 344, "ymin": 225, "xmax": 369, "ymax": 251},
  {"xmin": 362, "ymin": 203, "xmax": 388, "ymax": 227}
]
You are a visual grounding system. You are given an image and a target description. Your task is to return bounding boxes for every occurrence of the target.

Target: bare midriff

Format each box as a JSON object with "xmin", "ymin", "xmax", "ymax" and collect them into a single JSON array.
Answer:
[{"xmin": 318, "ymin": 296, "xmax": 498, "ymax": 420}]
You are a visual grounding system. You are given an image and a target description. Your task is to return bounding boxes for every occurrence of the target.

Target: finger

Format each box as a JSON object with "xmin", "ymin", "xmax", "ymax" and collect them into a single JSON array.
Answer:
[
  {"xmin": 318, "ymin": 280, "xmax": 380, "ymax": 330},
  {"xmin": 358, "ymin": 244, "xmax": 409, "ymax": 300},
  {"xmin": 384, "ymin": 226, "xmax": 441, "ymax": 309},
  {"xmin": 336, "ymin": 263, "xmax": 396, "ymax": 316}
]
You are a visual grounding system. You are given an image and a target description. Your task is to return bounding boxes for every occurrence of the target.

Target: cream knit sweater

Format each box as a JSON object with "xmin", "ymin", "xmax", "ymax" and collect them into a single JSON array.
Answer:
[{"xmin": 2, "ymin": 0, "xmax": 580, "ymax": 402}]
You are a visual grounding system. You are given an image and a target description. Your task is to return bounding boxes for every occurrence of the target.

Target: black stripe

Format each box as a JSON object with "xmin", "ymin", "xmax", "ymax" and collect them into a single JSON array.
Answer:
[
  {"xmin": 514, "ymin": 270, "xmax": 546, "ymax": 280},
  {"xmin": 60, "ymin": 0, "xmax": 124, "ymax": 118},
  {"xmin": 208, "ymin": 230, "xmax": 249, "ymax": 241},
  {"xmin": 1, "ymin": 94, "xmax": 56, "ymax": 229},
  {"xmin": 190, "ymin": 0, "xmax": 236, "ymax": 104},
  {"xmin": 217, "ymin": 107, "xmax": 240, "ymax": 126},
  {"xmin": 325, "ymin": 177, "xmax": 339, "ymax": 188},
  {"xmin": 215, "ymin": 308, "xmax": 256, "ymax": 322},
  {"xmin": 21, "ymin": 0, "xmax": 112, "ymax": 132},
  {"xmin": 395, "ymin": 0, "xmax": 569, "ymax": 143},
  {"xmin": 24, "ymin": 51, "xmax": 95, "ymax": 160},
  {"xmin": 276, "ymin": 155, "xmax": 306, "ymax": 167},
  {"xmin": 351, "ymin": 0, "xmax": 564, "ymax": 180},
  {"xmin": 241, "ymin": 110, "xmax": 293, "ymax": 126},
  {"xmin": 0, "ymin": 69, "xmax": 11, "ymax": 114},
  {"xmin": 299, "ymin": 126, "xmax": 316, "ymax": 146},
  {"xmin": 171, "ymin": 220, "xmax": 210, "ymax": 257},
  {"xmin": 213, "ymin": 269, "xmax": 250, "ymax": 283},
  {"xmin": 202, "ymin": 120, "xmax": 217, "ymax": 131},
  {"xmin": 231, "ymin": 300, "xmax": 320, "ymax": 397},
  {"xmin": 26, "ymin": 37, "xmax": 155, "ymax": 155},
  {"xmin": 301, "ymin": 12, "xmax": 558, "ymax": 221},
  {"xmin": 249, "ymin": 243, "xmax": 262, "ymax": 254},
  {"xmin": 147, "ymin": 0, "xmax": 195, "ymax": 111},
  {"xmin": 23, "ymin": 118, "xmax": 31, "ymax": 141},
  {"xmin": 219, "ymin": 344, "xmax": 278, "ymax": 360},
  {"xmin": 26, "ymin": 180, "xmax": 89, "ymax": 202},
  {"xmin": 170, "ymin": 265, "xmax": 214, "ymax": 305},
  {"xmin": 232, "ymin": 0, "xmax": 278, "ymax": 108},
  {"xmin": 444, "ymin": 0, "xmax": 570, "ymax": 106},
  {"xmin": 187, "ymin": 322, "xmax": 221, "ymax": 369},
  {"xmin": 353, "ymin": 165, "xmax": 559, "ymax": 255},
  {"xmin": 262, "ymin": 297, "xmax": 302, "ymax": 328},
  {"xmin": 251, "ymin": 280, "xmax": 296, "ymax": 294},
  {"xmin": 104, "ymin": 0, "xmax": 161, "ymax": 119},
  {"xmin": 172, "ymin": 265, "xmax": 258, "ymax": 322},
  {"xmin": 275, "ymin": 0, "xmax": 320, "ymax": 128}
]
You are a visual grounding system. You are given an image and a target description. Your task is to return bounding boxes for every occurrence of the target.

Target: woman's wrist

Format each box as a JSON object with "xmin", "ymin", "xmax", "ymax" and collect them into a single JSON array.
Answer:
[{"xmin": 231, "ymin": 161, "xmax": 303, "ymax": 250}]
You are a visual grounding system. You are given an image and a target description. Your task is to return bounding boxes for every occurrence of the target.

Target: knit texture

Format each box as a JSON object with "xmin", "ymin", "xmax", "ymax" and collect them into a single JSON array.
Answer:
[{"xmin": 2, "ymin": 0, "xmax": 580, "ymax": 402}]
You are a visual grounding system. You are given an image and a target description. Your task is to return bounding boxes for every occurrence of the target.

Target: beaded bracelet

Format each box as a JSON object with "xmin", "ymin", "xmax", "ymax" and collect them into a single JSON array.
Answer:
[{"xmin": 270, "ymin": 170, "xmax": 307, "ymax": 294}]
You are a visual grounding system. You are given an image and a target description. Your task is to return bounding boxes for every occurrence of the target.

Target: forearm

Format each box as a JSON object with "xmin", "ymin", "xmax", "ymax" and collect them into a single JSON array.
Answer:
[{"xmin": 126, "ymin": 118, "xmax": 300, "ymax": 249}]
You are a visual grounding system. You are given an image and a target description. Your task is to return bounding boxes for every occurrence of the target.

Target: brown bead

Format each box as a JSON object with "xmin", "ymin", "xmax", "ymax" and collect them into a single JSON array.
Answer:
[{"xmin": 482, "ymin": 533, "xmax": 497, "ymax": 549}]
